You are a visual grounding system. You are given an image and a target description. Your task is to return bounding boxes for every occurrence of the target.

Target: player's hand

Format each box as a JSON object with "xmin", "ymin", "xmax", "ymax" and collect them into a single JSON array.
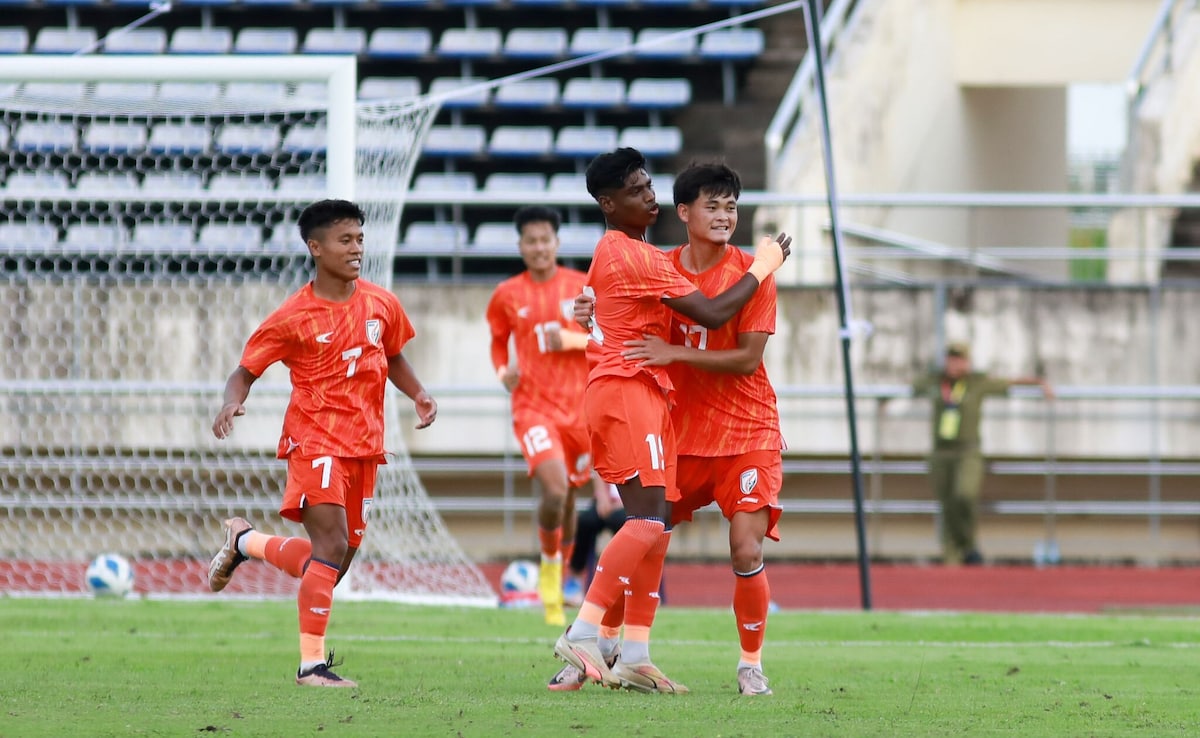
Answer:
[
  {"xmin": 574, "ymin": 288, "xmax": 595, "ymax": 329},
  {"xmin": 622, "ymin": 334, "xmax": 677, "ymax": 366},
  {"xmin": 212, "ymin": 402, "xmax": 245, "ymax": 440},
  {"xmin": 414, "ymin": 391, "xmax": 438, "ymax": 429},
  {"xmin": 544, "ymin": 322, "xmax": 564, "ymax": 352},
  {"xmin": 1041, "ymin": 382, "xmax": 1056, "ymax": 401},
  {"xmin": 496, "ymin": 365, "xmax": 520, "ymax": 393},
  {"xmin": 748, "ymin": 232, "xmax": 793, "ymax": 282}
]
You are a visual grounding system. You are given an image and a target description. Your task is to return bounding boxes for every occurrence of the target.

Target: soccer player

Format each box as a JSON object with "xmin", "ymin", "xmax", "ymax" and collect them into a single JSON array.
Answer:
[
  {"xmin": 485, "ymin": 205, "xmax": 592, "ymax": 626},
  {"xmin": 552, "ymin": 147, "xmax": 790, "ymax": 693},
  {"xmin": 208, "ymin": 199, "xmax": 438, "ymax": 688},
  {"xmin": 620, "ymin": 162, "xmax": 785, "ymax": 695}
]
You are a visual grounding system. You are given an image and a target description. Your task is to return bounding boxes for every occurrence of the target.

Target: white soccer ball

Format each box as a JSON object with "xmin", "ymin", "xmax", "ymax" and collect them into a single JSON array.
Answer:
[
  {"xmin": 85, "ymin": 553, "xmax": 135, "ymax": 598},
  {"xmin": 500, "ymin": 559, "xmax": 539, "ymax": 594}
]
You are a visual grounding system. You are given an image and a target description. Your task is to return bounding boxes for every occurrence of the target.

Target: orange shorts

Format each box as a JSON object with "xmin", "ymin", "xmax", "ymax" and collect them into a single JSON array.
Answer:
[
  {"xmin": 673, "ymin": 449, "xmax": 783, "ymax": 541},
  {"xmin": 281, "ymin": 454, "xmax": 379, "ymax": 548},
  {"xmin": 585, "ymin": 374, "xmax": 678, "ymax": 499},
  {"xmin": 513, "ymin": 409, "xmax": 592, "ymax": 488}
]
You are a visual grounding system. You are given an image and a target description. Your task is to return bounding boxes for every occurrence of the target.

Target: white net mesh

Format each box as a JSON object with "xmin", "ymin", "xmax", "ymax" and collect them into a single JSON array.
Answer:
[{"xmin": 0, "ymin": 58, "xmax": 496, "ymax": 605}]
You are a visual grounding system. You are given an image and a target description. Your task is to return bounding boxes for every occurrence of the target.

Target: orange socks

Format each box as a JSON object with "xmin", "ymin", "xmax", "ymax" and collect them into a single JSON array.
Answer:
[
  {"xmin": 298, "ymin": 558, "xmax": 339, "ymax": 668},
  {"xmin": 625, "ymin": 529, "xmax": 670, "ymax": 630},
  {"xmin": 242, "ymin": 531, "xmax": 312, "ymax": 579},
  {"xmin": 576, "ymin": 518, "xmax": 665, "ymax": 625},
  {"xmin": 733, "ymin": 565, "xmax": 770, "ymax": 665},
  {"xmin": 538, "ymin": 526, "xmax": 563, "ymax": 560}
]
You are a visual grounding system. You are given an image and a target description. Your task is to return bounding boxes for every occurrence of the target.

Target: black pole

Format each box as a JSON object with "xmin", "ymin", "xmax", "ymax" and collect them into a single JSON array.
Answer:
[{"xmin": 802, "ymin": 0, "xmax": 873, "ymax": 610}]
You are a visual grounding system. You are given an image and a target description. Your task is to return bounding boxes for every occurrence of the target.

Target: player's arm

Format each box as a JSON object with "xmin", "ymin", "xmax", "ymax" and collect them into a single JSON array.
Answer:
[
  {"xmin": 662, "ymin": 234, "xmax": 791, "ymax": 330},
  {"xmin": 1007, "ymin": 375, "xmax": 1055, "ymax": 400},
  {"xmin": 213, "ymin": 366, "xmax": 258, "ymax": 439},
  {"xmin": 485, "ymin": 295, "xmax": 520, "ymax": 392},
  {"xmin": 543, "ymin": 323, "xmax": 589, "ymax": 352},
  {"xmin": 387, "ymin": 352, "xmax": 438, "ymax": 429},
  {"xmin": 623, "ymin": 331, "xmax": 768, "ymax": 376}
]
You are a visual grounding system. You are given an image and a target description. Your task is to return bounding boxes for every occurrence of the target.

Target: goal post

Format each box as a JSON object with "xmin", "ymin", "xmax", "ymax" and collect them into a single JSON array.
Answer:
[{"xmin": 0, "ymin": 55, "xmax": 496, "ymax": 606}]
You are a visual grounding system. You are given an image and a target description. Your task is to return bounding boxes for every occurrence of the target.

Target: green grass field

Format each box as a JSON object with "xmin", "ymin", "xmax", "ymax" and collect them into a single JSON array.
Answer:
[{"xmin": 8, "ymin": 598, "xmax": 1200, "ymax": 737}]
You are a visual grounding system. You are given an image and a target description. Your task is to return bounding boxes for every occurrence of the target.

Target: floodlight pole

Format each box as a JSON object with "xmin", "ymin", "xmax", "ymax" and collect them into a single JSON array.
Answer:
[{"xmin": 803, "ymin": 0, "xmax": 873, "ymax": 610}]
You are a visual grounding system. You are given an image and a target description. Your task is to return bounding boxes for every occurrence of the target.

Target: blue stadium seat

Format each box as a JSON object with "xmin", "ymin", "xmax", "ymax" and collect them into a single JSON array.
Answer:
[
  {"xmin": 555, "ymin": 126, "xmax": 619, "ymax": 158},
  {"xmin": 627, "ymin": 78, "xmax": 692, "ymax": 110},
  {"xmin": 64, "ymin": 222, "xmax": 125, "ymax": 252},
  {"xmin": 493, "ymin": 79, "xmax": 559, "ymax": 109},
  {"xmin": 266, "ymin": 220, "xmax": 303, "ymax": 252},
  {"xmin": 215, "ymin": 124, "xmax": 281, "ymax": 155},
  {"xmin": 234, "ymin": 28, "xmax": 298, "ymax": 55},
  {"xmin": 208, "ymin": 172, "xmax": 277, "ymax": 194},
  {"xmin": 412, "ymin": 172, "xmax": 478, "ymax": 193},
  {"xmin": 561, "ymin": 78, "xmax": 625, "ymax": 109},
  {"xmin": 619, "ymin": 126, "xmax": 683, "ymax": 158},
  {"xmin": 19, "ymin": 82, "xmax": 86, "ymax": 102},
  {"xmin": 102, "ymin": 28, "xmax": 166, "ymax": 54},
  {"xmin": 428, "ymin": 77, "xmax": 490, "ymax": 108},
  {"xmin": 633, "ymin": 28, "xmax": 696, "ymax": 59},
  {"xmin": 0, "ymin": 27, "xmax": 28, "ymax": 54},
  {"xmin": 483, "ymin": 172, "xmax": 546, "ymax": 194},
  {"xmin": 91, "ymin": 81, "xmax": 157, "ymax": 105},
  {"xmin": 169, "ymin": 27, "xmax": 232, "ymax": 54},
  {"xmin": 367, "ymin": 28, "xmax": 432, "ymax": 59},
  {"xmin": 359, "ymin": 77, "xmax": 421, "ymax": 101},
  {"xmin": 148, "ymin": 122, "xmax": 210, "ymax": 155},
  {"xmin": 403, "ymin": 222, "xmax": 469, "ymax": 253},
  {"xmin": 223, "ymin": 82, "xmax": 287, "ymax": 107},
  {"xmin": 83, "ymin": 122, "xmax": 148, "ymax": 154},
  {"xmin": 129, "ymin": 222, "xmax": 195, "ymax": 253},
  {"xmin": 290, "ymin": 81, "xmax": 330, "ymax": 103},
  {"xmin": 472, "ymin": 222, "xmax": 516, "ymax": 253},
  {"xmin": 140, "ymin": 172, "xmax": 205, "ymax": 196},
  {"xmin": 158, "ymin": 82, "xmax": 222, "ymax": 106},
  {"xmin": 488, "ymin": 126, "xmax": 554, "ymax": 158},
  {"xmin": 438, "ymin": 28, "xmax": 502, "ymax": 59},
  {"xmin": 558, "ymin": 222, "xmax": 605, "ymax": 255},
  {"xmin": 547, "ymin": 172, "xmax": 588, "ymax": 196},
  {"xmin": 33, "ymin": 27, "xmax": 97, "ymax": 54},
  {"xmin": 198, "ymin": 223, "xmax": 264, "ymax": 252},
  {"xmin": 699, "ymin": 28, "xmax": 765, "ymax": 60},
  {"xmin": 570, "ymin": 28, "xmax": 632, "ymax": 58},
  {"xmin": 4, "ymin": 171, "xmax": 70, "ymax": 194},
  {"xmin": 504, "ymin": 28, "xmax": 567, "ymax": 59},
  {"xmin": 302, "ymin": 28, "xmax": 366, "ymax": 55},
  {"xmin": 14, "ymin": 121, "xmax": 76, "ymax": 153},
  {"xmin": 282, "ymin": 123, "xmax": 326, "ymax": 155},
  {"xmin": 0, "ymin": 222, "xmax": 60, "ymax": 253},
  {"xmin": 277, "ymin": 174, "xmax": 327, "ymax": 197},
  {"xmin": 74, "ymin": 172, "xmax": 140, "ymax": 196},
  {"xmin": 422, "ymin": 125, "xmax": 487, "ymax": 157}
]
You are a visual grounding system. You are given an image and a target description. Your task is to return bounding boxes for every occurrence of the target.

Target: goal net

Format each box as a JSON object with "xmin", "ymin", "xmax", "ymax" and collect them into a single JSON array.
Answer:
[{"xmin": 0, "ymin": 56, "xmax": 496, "ymax": 605}]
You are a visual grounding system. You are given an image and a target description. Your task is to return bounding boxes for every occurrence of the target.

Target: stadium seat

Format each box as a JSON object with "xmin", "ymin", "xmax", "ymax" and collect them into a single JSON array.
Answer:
[
  {"xmin": 276, "ymin": 173, "xmax": 327, "ymax": 197},
  {"xmin": 64, "ymin": 222, "xmax": 125, "ymax": 252},
  {"xmin": 633, "ymin": 28, "xmax": 696, "ymax": 59},
  {"xmin": 158, "ymin": 82, "xmax": 222, "ymax": 106},
  {"xmin": 558, "ymin": 222, "xmax": 605, "ymax": 255},
  {"xmin": 83, "ymin": 122, "xmax": 149, "ymax": 154},
  {"xmin": 359, "ymin": 77, "xmax": 421, "ymax": 101},
  {"xmin": 215, "ymin": 124, "xmax": 281, "ymax": 155},
  {"xmin": 148, "ymin": 122, "xmax": 210, "ymax": 155},
  {"xmin": 493, "ymin": 79, "xmax": 559, "ymax": 109},
  {"xmin": 412, "ymin": 172, "xmax": 478, "ymax": 193},
  {"xmin": 169, "ymin": 27, "xmax": 233, "ymax": 54},
  {"xmin": 91, "ymin": 81, "xmax": 157, "ymax": 104},
  {"xmin": 282, "ymin": 123, "xmax": 326, "ymax": 154},
  {"xmin": 32, "ymin": 27, "xmax": 97, "ymax": 54},
  {"xmin": 74, "ymin": 172, "xmax": 140, "ymax": 196},
  {"xmin": 0, "ymin": 27, "xmax": 28, "ymax": 54},
  {"xmin": 570, "ymin": 28, "xmax": 633, "ymax": 58},
  {"xmin": 303, "ymin": 28, "xmax": 367, "ymax": 55},
  {"xmin": 234, "ymin": 28, "xmax": 298, "ymax": 55},
  {"xmin": 547, "ymin": 172, "xmax": 588, "ymax": 195},
  {"xmin": 367, "ymin": 29, "xmax": 432, "ymax": 59},
  {"xmin": 223, "ymin": 82, "xmax": 287, "ymax": 107},
  {"xmin": 4, "ymin": 170, "xmax": 70, "ymax": 194},
  {"xmin": 198, "ymin": 223, "xmax": 264, "ymax": 252},
  {"xmin": 0, "ymin": 222, "xmax": 60, "ymax": 252},
  {"xmin": 438, "ymin": 28, "xmax": 502, "ymax": 58},
  {"xmin": 290, "ymin": 81, "xmax": 329, "ymax": 103},
  {"xmin": 483, "ymin": 172, "xmax": 546, "ymax": 194},
  {"xmin": 265, "ymin": 220, "xmax": 303, "ymax": 252},
  {"xmin": 561, "ymin": 78, "xmax": 626, "ymax": 109},
  {"xmin": 18, "ymin": 82, "xmax": 86, "ymax": 102},
  {"xmin": 102, "ymin": 28, "xmax": 166, "ymax": 54},
  {"xmin": 619, "ymin": 126, "xmax": 683, "ymax": 158},
  {"xmin": 422, "ymin": 125, "xmax": 487, "ymax": 157},
  {"xmin": 504, "ymin": 28, "xmax": 568, "ymax": 59},
  {"xmin": 14, "ymin": 121, "xmax": 76, "ymax": 153},
  {"xmin": 403, "ymin": 222, "xmax": 469, "ymax": 253},
  {"xmin": 627, "ymin": 78, "xmax": 692, "ymax": 110},
  {"xmin": 555, "ymin": 126, "xmax": 619, "ymax": 158},
  {"xmin": 429, "ymin": 77, "xmax": 490, "ymax": 108},
  {"xmin": 208, "ymin": 172, "xmax": 277, "ymax": 194},
  {"xmin": 129, "ymin": 222, "xmax": 195, "ymax": 253},
  {"xmin": 140, "ymin": 172, "xmax": 205, "ymax": 196},
  {"xmin": 699, "ymin": 28, "xmax": 765, "ymax": 60},
  {"xmin": 488, "ymin": 126, "xmax": 554, "ymax": 158},
  {"xmin": 472, "ymin": 222, "xmax": 516, "ymax": 252}
]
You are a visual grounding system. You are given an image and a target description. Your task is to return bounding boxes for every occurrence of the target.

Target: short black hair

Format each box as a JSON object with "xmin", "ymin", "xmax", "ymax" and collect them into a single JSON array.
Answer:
[
  {"xmin": 513, "ymin": 205, "xmax": 561, "ymax": 234},
  {"xmin": 585, "ymin": 147, "xmax": 647, "ymax": 200},
  {"xmin": 673, "ymin": 161, "xmax": 742, "ymax": 207},
  {"xmin": 297, "ymin": 199, "xmax": 365, "ymax": 243}
]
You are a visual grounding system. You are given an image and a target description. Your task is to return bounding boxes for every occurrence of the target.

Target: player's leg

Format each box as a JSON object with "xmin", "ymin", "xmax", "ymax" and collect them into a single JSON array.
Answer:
[
  {"xmin": 531, "ymin": 456, "xmax": 571, "ymax": 625},
  {"xmin": 929, "ymin": 453, "xmax": 959, "ymax": 564},
  {"xmin": 296, "ymin": 501, "xmax": 354, "ymax": 687},
  {"xmin": 954, "ymin": 452, "xmax": 986, "ymax": 564}
]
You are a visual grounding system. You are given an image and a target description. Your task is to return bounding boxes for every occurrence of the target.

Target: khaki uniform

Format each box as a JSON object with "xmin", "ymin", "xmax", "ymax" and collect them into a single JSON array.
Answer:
[{"xmin": 912, "ymin": 371, "xmax": 1011, "ymax": 563}]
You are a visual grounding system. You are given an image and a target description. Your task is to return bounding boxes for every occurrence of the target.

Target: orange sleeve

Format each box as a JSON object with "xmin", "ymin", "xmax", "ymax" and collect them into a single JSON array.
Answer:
[
  {"xmin": 608, "ymin": 242, "xmax": 696, "ymax": 301},
  {"xmin": 485, "ymin": 284, "xmax": 511, "ymax": 371},
  {"xmin": 240, "ymin": 310, "xmax": 290, "ymax": 377}
]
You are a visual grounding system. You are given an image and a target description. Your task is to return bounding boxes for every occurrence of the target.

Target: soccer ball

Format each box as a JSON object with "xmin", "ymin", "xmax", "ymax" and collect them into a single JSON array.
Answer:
[
  {"xmin": 501, "ymin": 559, "xmax": 539, "ymax": 594},
  {"xmin": 85, "ymin": 553, "xmax": 135, "ymax": 598}
]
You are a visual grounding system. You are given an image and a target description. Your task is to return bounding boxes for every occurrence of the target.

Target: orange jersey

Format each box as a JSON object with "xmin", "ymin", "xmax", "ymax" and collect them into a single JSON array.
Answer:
[
  {"xmin": 239, "ymin": 279, "xmax": 415, "ymax": 460},
  {"xmin": 667, "ymin": 245, "xmax": 784, "ymax": 456},
  {"xmin": 584, "ymin": 230, "xmax": 696, "ymax": 394},
  {"xmin": 485, "ymin": 267, "xmax": 590, "ymax": 419}
]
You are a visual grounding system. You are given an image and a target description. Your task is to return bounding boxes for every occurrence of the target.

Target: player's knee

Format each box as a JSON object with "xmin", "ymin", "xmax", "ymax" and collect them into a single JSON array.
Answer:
[{"xmin": 729, "ymin": 536, "xmax": 763, "ymax": 573}]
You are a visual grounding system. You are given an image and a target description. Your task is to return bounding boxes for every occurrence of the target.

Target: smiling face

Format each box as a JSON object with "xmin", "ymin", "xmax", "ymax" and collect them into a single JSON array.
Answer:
[
  {"xmin": 518, "ymin": 220, "xmax": 560, "ymax": 278},
  {"xmin": 599, "ymin": 168, "xmax": 658, "ymax": 237},
  {"xmin": 678, "ymin": 189, "xmax": 738, "ymax": 248},
  {"xmin": 308, "ymin": 218, "xmax": 364, "ymax": 283}
]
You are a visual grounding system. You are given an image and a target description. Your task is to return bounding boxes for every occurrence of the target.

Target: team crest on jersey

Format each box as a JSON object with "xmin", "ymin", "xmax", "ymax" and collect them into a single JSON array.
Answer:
[
  {"xmin": 560, "ymin": 299, "xmax": 575, "ymax": 322},
  {"xmin": 740, "ymin": 468, "xmax": 759, "ymax": 495},
  {"xmin": 365, "ymin": 319, "xmax": 381, "ymax": 345}
]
